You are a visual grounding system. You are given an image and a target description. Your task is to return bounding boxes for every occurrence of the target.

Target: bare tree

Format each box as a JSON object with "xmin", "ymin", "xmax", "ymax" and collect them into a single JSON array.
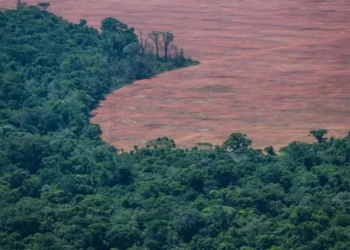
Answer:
[
  {"xmin": 169, "ymin": 44, "xmax": 178, "ymax": 59},
  {"xmin": 145, "ymin": 40, "xmax": 154, "ymax": 54},
  {"xmin": 139, "ymin": 32, "xmax": 148, "ymax": 56},
  {"xmin": 162, "ymin": 31, "xmax": 174, "ymax": 60},
  {"xmin": 148, "ymin": 31, "xmax": 162, "ymax": 60},
  {"xmin": 176, "ymin": 48, "xmax": 186, "ymax": 65}
]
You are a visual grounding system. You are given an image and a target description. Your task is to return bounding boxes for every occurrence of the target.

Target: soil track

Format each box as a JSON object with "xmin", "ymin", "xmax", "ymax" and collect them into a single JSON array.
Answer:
[{"xmin": 2, "ymin": 0, "xmax": 350, "ymax": 150}]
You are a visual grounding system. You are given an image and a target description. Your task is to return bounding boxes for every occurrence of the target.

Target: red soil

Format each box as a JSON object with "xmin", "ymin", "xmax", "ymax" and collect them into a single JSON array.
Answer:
[{"xmin": 2, "ymin": 0, "xmax": 350, "ymax": 150}]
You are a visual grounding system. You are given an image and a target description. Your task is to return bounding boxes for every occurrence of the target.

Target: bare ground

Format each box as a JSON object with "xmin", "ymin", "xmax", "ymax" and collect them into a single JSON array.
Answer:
[{"xmin": 2, "ymin": 0, "xmax": 350, "ymax": 150}]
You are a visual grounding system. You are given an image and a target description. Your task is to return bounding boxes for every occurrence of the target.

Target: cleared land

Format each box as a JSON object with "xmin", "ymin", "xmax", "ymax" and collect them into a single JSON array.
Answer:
[{"xmin": 2, "ymin": 0, "xmax": 350, "ymax": 150}]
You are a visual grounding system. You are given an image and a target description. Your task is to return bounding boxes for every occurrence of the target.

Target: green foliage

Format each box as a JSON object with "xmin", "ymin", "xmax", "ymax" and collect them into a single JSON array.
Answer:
[
  {"xmin": 222, "ymin": 133, "xmax": 252, "ymax": 151},
  {"xmin": 101, "ymin": 17, "xmax": 129, "ymax": 33},
  {"xmin": 175, "ymin": 209, "xmax": 206, "ymax": 242},
  {"xmin": 0, "ymin": 5, "xmax": 350, "ymax": 250},
  {"xmin": 310, "ymin": 129, "xmax": 328, "ymax": 143},
  {"xmin": 146, "ymin": 137, "xmax": 176, "ymax": 149},
  {"xmin": 37, "ymin": 2, "xmax": 50, "ymax": 11},
  {"xmin": 264, "ymin": 146, "xmax": 276, "ymax": 156}
]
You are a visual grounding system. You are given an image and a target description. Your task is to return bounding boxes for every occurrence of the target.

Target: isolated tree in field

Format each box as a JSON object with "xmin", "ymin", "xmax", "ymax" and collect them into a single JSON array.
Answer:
[
  {"xmin": 37, "ymin": 2, "xmax": 50, "ymax": 10},
  {"xmin": 310, "ymin": 129, "xmax": 328, "ymax": 143},
  {"xmin": 148, "ymin": 31, "xmax": 162, "ymax": 60},
  {"xmin": 162, "ymin": 31, "xmax": 174, "ymax": 60}
]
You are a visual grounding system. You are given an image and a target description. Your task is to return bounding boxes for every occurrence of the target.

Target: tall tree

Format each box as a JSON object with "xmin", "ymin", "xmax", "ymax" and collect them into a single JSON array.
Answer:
[
  {"xmin": 162, "ymin": 31, "xmax": 174, "ymax": 60},
  {"xmin": 222, "ymin": 133, "xmax": 252, "ymax": 151},
  {"xmin": 101, "ymin": 17, "xmax": 128, "ymax": 33},
  {"xmin": 310, "ymin": 129, "xmax": 328, "ymax": 143},
  {"xmin": 139, "ymin": 32, "xmax": 147, "ymax": 56},
  {"xmin": 148, "ymin": 31, "xmax": 162, "ymax": 60}
]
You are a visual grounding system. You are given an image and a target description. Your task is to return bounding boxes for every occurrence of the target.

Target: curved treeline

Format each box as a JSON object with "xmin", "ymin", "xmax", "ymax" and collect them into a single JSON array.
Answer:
[{"xmin": 0, "ymin": 4, "xmax": 350, "ymax": 250}]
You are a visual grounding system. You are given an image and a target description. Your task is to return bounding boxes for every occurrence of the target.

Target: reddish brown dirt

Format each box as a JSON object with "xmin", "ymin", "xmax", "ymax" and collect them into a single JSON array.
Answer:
[{"xmin": 2, "ymin": 0, "xmax": 350, "ymax": 150}]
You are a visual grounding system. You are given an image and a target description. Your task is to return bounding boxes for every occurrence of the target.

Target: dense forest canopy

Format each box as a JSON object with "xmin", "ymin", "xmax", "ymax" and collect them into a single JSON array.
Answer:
[{"xmin": 1, "ymin": 4, "xmax": 350, "ymax": 250}]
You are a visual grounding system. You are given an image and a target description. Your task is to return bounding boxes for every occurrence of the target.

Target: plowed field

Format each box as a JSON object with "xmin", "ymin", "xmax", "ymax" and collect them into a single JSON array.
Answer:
[{"xmin": 2, "ymin": 0, "xmax": 350, "ymax": 150}]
